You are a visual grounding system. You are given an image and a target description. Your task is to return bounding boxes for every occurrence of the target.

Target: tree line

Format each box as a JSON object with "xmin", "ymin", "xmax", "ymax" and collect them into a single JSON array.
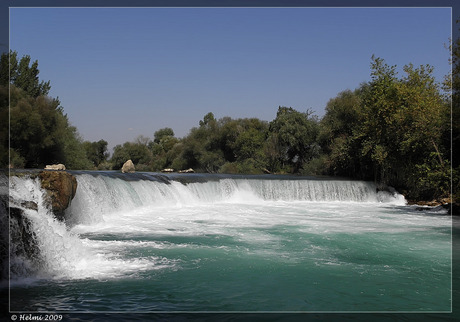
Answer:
[{"xmin": 1, "ymin": 47, "xmax": 457, "ymax": 201}]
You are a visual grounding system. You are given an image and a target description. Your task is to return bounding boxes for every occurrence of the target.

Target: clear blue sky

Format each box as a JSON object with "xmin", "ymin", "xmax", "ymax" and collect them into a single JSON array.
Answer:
[{"xmin": 10, "ymin": 7, "xmax": 451, "ymax": 152}]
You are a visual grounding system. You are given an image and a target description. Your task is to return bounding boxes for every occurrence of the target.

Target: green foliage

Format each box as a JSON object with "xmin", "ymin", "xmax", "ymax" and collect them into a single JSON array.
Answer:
[
  {"xmin": 167, "ymin": 115, "xmax": 270, "ymax": 174},
  {"xmin": 111, "ymin": 141, "xmax": 152, "ymax": 170},
  {"xmin": 300, "ymin": 155, "xmax": 328, "ymax": 176},
  {"xmin": 268, "ymin": 106, "xmax": 320, "ymax": 173},
  {"xmin": 9, "ymin": 85, "xmax": 91, "ymax": 169},
  {"xmin": 83, "ymin": 140, "xmax": 109, "ymax": 168},
  {"xmin": 366, "ymin": 58, "xmax": 447, "ymax": 188},
  {"xmin": 153, "ymin": 127, "xmax": 175, "ymax": 144},
  {"xmin": 320, "ymin": 55, "xmax": 450, "ymax": 200},
  {"xmin": 97, "ymin": 161, "xmax": 112, "ymax": 171},
  {"xmin": 445, "ymin": 25, "xmax": 460, "ymax": 162},
  {"xmin": 4, "ymin": 51, "xmax": 93, "ymax": 169},
  {"xmin": 199, "ymin": 150, "xmax": 225, "ymax": 173},
  {"xmin": 0, "ymin": 85, "xmax": 8, "ymax": 168},
  {"xmin": 61, "ymin": 128, "xmax": 93, "ymax": 170},
  {"xmin": 319, "ymin": 89, "xmax": 364, "ymax": 177},
  {"xmin": 320, "ymin": 89, "xmax": 362, "ymax": 141},
  {"xmin": 3, "ymin": 51, "xmax": 51, "ymax": 98},
  {"xmin": 3, "ymin": 46, "xmax": 453, "ymax": 202},
  {"xmin": 448, "ymin": 22, "xmax": 460, "ymax": 203},
  {"xmin": 0, "ymin": 53, "xmax": 8, "ymax": 86},
  {"xmin": 199, "ymin": 112, "xmax": 216, "ymax": 127},
  {"xmin": 111, "ymin": 145, "xmax": 130, "ymax": 170},
  {"xmin": 148, "ymin": 130, "xmax": 180, "ymax": 171},
  {"xmin": 9, "ymin": 148, "xmax": 25, "ymax": 169},
  {"xmin": 411, "ymin": 155, "xmax": 451, "ymax": 200},
  {"xmin": 233, "ymin": 125, "xmax": 266, "ymax": 161},
  {"xmin": 0, "ymin": 57, "xmax": 9, "ymax": 167}
]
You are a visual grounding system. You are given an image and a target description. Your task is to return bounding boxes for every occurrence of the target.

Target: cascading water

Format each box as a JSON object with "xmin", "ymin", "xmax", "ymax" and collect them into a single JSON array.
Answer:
[
  {"xmin": 7, "ymin": 171, "xmax": 451, "ymax": 312},
  {"xmin": 8, "ymin": 175, "xmax": 175, "ymax": 282},
  {"xmin": 65, "ymin": 173, "xmax": 405, "ymax": 225}
]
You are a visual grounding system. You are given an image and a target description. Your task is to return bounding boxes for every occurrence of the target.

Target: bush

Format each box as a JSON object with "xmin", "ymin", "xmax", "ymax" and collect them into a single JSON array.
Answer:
[
  {"xmin": 9, "ymin": 149, "xmax": 25, "ymax": 168},
  {"xmin": 97, "ymin": 161, "xmax": 113, "ymax": 170},
  {"xmin": 301, "ymin": 155, "xmax": 329, "ymax": 176},
  {"xmin": 219, "ymin": 162, "xmax": 239, "ymax": 174}
]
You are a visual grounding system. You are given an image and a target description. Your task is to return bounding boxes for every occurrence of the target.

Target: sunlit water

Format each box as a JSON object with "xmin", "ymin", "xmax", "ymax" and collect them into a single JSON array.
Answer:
[{"xmin": 8, "ymin": 172, "xmax": 452, "ymax": 312}]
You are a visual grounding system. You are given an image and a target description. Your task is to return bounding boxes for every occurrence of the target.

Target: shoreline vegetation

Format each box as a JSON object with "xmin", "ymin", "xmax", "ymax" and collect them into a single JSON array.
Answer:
[{"xmin": 1, "ymin": 43, "xmax": 458, "ymax": 205}]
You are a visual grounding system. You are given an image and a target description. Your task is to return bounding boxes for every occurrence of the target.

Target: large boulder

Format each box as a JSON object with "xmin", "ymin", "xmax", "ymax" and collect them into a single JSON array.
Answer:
[
  {"xmin": 38, "ymin": 171, "xmax": 77, "ymax": 220},
  {"xmin": 121, "ymin": 160, "xmax": 135, "ymax": 173},
  {"xmin": 45, "ymin": 164, "xmax": 66, "ymax": 170}
]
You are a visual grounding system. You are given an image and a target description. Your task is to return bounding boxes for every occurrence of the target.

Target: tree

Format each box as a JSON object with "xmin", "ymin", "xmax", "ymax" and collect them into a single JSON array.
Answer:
[
  {"xmin": 357, "ymin": 56, "xmax": 400, "ymax": 183},
  {"xmin": 363, "ymin": 58, "xmax": 448, "ymax": 197},
  {"xmin": 268, "ymin": 106, "xmax": 320, "ymax": 173},
  {"xmin": 172, "ymin": 131, "xmax": 204, "ymax": 170},
  {"xmin": 6, "ymin": 50, "xmax": 51, "ymax": 98},
  {"xmin": 0, "ymin": 80, "xmax": 8, "ymax": 167},
  {"xmin": 170, "ymin": 114, "xmax": 271, "ymax": 174},
  {"xmin": 170, "ymin": 113, "xmax": 221, "ymax": 172},
  {"xmin": 325, "ymin": 56, "xmax": 450, "ymax": 199},
  {"xmin": 111, "ymin": 144, "xmax": 131, "ymax": 170},
  {"xmin": 442, "ymin": 21, "xmax": 460, "ymax": 203},
  {"xmin": 319, "ymin": 55, "xmax": 450, "ymax": 200},
  {"xmin": 0, "ymin": 52, "xmax": 9, "ymax": 86},
  {"xmin": 148, "ymin": 130, "xmax": 180, "ymax": 171},
  {"xmin": 199, "ymin": 112, "xmax": 216, "ymax": 127},
  {"xmin": 233, "ymin": 127, "xmax": 265, "ymax": 161},
  {"xmin": 5, "ymin": 51, "xmax": 93, "ymax": 169},
  {"xmin": 153, "ymin": 128, "xmax": 175, "ymax": 144},
  {"xmin": 9, "ymin": 86, "xmax": 91, "ymax": 169},
  {"xmin": 319, "ymin": 89, "xmax": 364, "ymax": 177},
  {"xmin": 110, "ymin": 141, "xmax": 152, "ymax": 170},
  {"xmin": 83, "ymin": 139, "xmax": 109, "ymax": 168}
]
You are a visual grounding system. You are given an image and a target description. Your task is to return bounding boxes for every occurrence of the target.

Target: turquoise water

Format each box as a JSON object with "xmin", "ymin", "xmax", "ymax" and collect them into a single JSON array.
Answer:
[{"xmin": 8, "ymin": 173, "xmax": 452, "ymax": 313}]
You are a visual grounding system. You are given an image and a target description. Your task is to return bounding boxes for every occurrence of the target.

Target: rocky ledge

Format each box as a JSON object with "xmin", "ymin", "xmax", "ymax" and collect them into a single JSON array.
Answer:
[
  {"xmin": 407, "ymin": 198, "xmax": 459, "ymax": 216},
  {"xmin": 7, "ymin": 169, "xmax": 78, "ymax": 220},
  {"xmin": 38, "ymin": 170, "xmax": 77, "ymax": 220},
  {"xmin": 2, "ymin": 170, "xmax": 77, "ymax": 278}
]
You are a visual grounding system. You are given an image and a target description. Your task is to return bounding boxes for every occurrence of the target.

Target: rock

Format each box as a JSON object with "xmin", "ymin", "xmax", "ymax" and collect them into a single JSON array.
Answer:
[
  {"xmin": 178, "ymin": 168, "xmax": 194, "ymax": 173},
  {"xmin": 10, "ymin": 206, "xmax": 42, "ymax": 268},
  {"xmin": 38, "ymin": 171, "xmax": 77, "ymax": 220},
  {"xmin": 121, "ymin": 160, "xmax": 135, "ymax": 173},
  {"xmin": 45, "ymin": 164, "xmax": 66, "ymax": 170},
  {"xmin": 442, "ymin": 202, "xmax": 460, "ymax": 216},
  {"xmin": 21, "ymin": 201, "xmax": 38, "ymax": 211},
  {"xmin": 161, "ymin": 168, "xmax": 175, "ymax": 173},
  {"xmin": 8, "ymin": 197, "xmax": 38, "ymax": 212},
  {"xmin": 410, "ymin": 199, "xmax": 449, "ymax": 207}
]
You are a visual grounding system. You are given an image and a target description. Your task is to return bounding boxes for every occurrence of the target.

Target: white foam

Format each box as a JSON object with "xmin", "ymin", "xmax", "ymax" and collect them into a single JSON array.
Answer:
[
  {"xmin": 65, "ymin": 175, "xmax": 408, "ymax": 226},
  {"xmin": 9, "ymin": 174, "xmax": 420, "ymax": 283},
  {"xmin": 9, "ymin": 177, "xmax": 178, "ymax": 282}
]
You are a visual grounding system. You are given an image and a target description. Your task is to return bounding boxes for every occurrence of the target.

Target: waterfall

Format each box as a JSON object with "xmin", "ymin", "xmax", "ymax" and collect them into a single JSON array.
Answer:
[
  {"xmin": 6, "ymin": 171, "xmax": 406, "ymax": 281},
  {"xmin": 7, "ymin": 176, "xmax": 95, "ymax": 281},
  {"xmin": 65, "ymin": 172, "xmax": 405, "ymax": 226},
  {"xmin": 7, "ymin": 175, "xmax": 166, "ymax": 281}
]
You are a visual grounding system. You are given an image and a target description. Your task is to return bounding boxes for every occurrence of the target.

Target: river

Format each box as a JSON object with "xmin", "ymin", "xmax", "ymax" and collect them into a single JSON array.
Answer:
[{"xmin": 6, "ymin": 171, "xmax": 453, "ymax": 315}]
